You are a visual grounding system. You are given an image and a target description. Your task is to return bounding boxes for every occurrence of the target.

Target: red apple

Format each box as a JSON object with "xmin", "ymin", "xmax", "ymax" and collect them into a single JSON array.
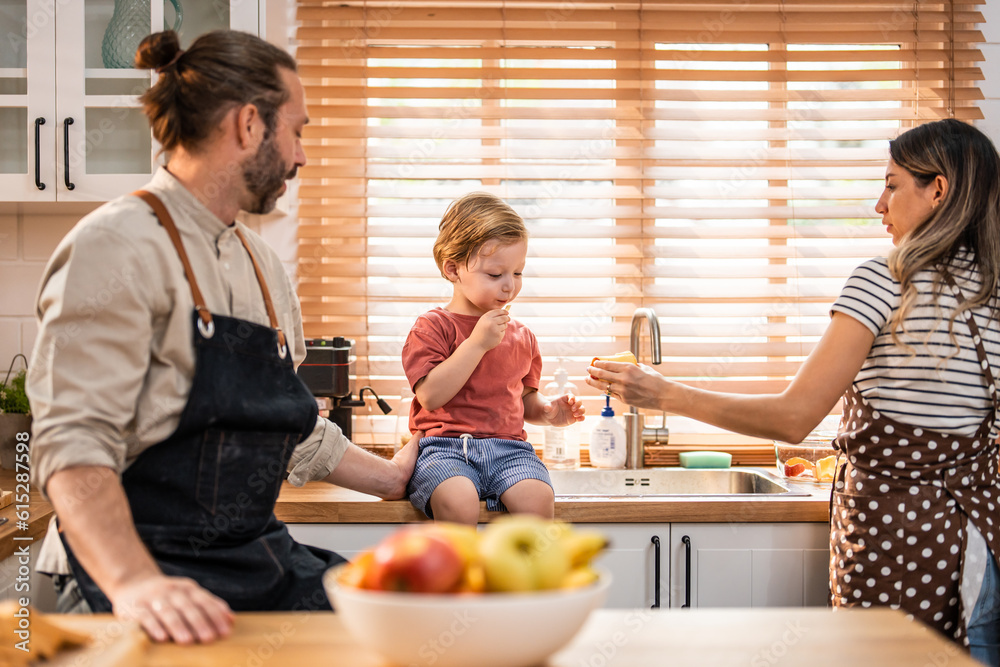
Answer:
[{"xmin": 367, "ymin": 529, "xmax": 465, "ymax": 593}]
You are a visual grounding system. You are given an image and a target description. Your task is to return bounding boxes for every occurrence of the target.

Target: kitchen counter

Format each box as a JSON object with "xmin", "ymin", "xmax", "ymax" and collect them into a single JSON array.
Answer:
[
  {"xmin": 0, "ymin": 469, "xmax": 53, "ymax": 562},
  {"xmin": 43, "ymin": 607, "xmax": 978, "ymax": 666},
  {"xmin": 273, "ymin": 467, "xmax": 832, "ymax": 524}
]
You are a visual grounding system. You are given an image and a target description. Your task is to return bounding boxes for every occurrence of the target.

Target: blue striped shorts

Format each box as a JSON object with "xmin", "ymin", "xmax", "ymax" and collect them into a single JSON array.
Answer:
[{"xmin": 406, "ymin": 436, "xmax": 552, "ymax": 518}]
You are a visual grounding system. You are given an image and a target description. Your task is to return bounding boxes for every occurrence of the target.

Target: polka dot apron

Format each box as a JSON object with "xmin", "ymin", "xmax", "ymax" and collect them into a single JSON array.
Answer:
[{"xmin": 831, "ymin": 273, "xmax": 1000, "ymax": 644}]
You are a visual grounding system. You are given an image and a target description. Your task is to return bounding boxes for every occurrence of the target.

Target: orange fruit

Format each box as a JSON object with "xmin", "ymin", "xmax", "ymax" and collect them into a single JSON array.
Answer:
[
  {"xmin": 339, "ymin": 550, "xmax": 376, "ymax": 589},
  {"xmin": 816, "ymin": 455, "xmax": 836, "ymax": 482}
]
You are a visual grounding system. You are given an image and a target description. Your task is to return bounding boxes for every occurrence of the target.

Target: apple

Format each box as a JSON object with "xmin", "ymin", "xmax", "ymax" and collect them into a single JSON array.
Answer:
[
  {"xmin": 367, "ymin": 529, "xmax": 465, "ymax": 593},
  {"xmin": 479, "ymin": 515, "xmax": 571, "ymax": 592}
]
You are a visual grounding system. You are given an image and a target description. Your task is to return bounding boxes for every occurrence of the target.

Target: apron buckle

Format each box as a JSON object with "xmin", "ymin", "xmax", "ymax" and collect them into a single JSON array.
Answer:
[{"xmin": 197, "ymin": 314, "xmax": 215, "ymax": 339}]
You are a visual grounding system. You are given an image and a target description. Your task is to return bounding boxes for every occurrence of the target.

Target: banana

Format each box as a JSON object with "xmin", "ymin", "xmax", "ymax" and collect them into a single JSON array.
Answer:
[
  {"xmin": 560, "ymin": 530, "xmax": 610, "ymax": 569},
  {"xmin": 561, "ymin": 565, "xmax": 600, "ymax": 589}
]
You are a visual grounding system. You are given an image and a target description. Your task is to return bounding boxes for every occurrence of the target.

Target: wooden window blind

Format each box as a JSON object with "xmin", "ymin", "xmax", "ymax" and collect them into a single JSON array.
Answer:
[{"xmin": 294, "ymin": 0, "xmax": 985, "ymax": 458}]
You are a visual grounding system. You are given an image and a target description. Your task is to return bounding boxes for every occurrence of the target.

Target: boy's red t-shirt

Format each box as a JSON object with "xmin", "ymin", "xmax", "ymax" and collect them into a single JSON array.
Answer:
[{"xmin": 401, "ymin": 307, "xmax": 542, "ymax": 440}]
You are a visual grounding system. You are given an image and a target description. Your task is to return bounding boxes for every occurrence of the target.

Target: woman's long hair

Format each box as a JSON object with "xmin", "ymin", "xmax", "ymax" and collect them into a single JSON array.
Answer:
[{"xmin": 886, "ymin": 119, "xmax": 1000, "ymax": 340}]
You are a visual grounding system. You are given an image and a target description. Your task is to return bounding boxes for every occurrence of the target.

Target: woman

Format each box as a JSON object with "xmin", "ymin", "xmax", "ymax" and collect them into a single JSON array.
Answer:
[{"xmin": 588, "ymin": 119, "xmax": 1000, "ymax": 662}]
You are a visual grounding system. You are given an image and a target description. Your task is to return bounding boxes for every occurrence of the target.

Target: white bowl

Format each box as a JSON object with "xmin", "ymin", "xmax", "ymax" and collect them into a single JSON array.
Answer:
[{"xmin": 324, "ymin": 566, "xmax": 611, "ymax": 667}]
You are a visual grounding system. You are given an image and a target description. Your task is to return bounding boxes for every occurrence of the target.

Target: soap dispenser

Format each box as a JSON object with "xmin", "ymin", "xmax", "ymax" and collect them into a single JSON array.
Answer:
[
  {"xmin": 589, "ymin": 395, "xmax": 627, "ymax": 469},
  {"xmin": 542, "ymin": 360, "xmax": 580, "ymax": 470}
]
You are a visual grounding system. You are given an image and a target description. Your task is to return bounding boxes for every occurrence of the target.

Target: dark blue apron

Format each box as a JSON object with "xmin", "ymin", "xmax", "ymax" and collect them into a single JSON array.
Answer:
[{"xmin": 60, "ymin": 190, "xmax": 344, "ymax": 612}]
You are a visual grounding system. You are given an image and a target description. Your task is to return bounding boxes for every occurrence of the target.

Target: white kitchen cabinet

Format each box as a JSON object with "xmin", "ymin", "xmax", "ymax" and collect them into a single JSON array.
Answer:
[
  {"xmin": 0, "ymin": 0, "xmax": 262, "ymax": 202},
  {"xmin": 569, "ymin": 523, "xmax": 669, "ymax": 609},
  {"xmin": 288, "ymin": 521, "xmax": 830, "ymax": 609},
  {"xmin": 668, "ymin": 522, "xmax": 830, "ymax": 609}
]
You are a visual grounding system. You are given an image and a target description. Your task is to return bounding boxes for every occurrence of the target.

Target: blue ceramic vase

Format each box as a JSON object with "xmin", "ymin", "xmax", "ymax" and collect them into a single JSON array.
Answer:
[{"xmin": 101, "ymin": 0, "xmax": 183, "ymax": 69}]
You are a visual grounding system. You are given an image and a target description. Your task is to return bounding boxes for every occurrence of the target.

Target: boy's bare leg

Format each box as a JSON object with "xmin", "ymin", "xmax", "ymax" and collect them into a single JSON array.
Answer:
[
  {"xmin": 429, "ymin": 476, "xmax": 481, "ymax": 525},
  {"xmin": 499, "ymin": 479, "xmax": 555, "ymax": 519}
]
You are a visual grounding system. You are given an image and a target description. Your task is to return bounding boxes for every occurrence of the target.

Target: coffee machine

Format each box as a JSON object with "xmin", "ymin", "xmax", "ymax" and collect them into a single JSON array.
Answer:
[{"xmin": 296, "ymin": 337, "xmax": 391, "ymax": 440}]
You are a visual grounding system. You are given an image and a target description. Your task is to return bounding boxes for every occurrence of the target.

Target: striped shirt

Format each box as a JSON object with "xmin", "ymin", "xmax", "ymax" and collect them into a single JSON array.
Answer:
[{"xmin": 831, "ymin": 252, "xmax": 1000, "ymax": 438}]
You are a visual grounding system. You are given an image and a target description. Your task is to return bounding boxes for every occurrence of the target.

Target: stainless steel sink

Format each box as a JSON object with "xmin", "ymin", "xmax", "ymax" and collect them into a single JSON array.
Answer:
[{"xmin": 549, "ymin": 468, "xmax": 804, "ymax": 497}]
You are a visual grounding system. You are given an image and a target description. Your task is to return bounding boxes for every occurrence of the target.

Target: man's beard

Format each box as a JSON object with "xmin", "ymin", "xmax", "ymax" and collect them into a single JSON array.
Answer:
[{"xmin": 242, "ymin": 132, "xmax": 294, "ymax": 214}]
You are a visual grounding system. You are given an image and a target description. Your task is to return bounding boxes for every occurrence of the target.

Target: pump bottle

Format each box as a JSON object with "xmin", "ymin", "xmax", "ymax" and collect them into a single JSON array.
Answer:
[
  {"xmin": 542, "ymin": 361, "xmax": 580, "ymax": 469},
  {"xmin": 589, "ymin": 395, "xmax": 626, "ymax": 469}
]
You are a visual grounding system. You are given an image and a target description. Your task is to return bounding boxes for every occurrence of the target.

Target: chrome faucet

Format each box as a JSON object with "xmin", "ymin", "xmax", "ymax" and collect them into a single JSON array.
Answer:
[{"xmin": 624, "ymin": 308, "xmax": 663, "ymax": 468}]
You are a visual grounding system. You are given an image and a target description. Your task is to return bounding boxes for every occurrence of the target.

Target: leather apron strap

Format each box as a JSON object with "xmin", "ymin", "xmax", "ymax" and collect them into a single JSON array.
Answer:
[{"xmin": 132, "ymin": 190, "xmax": 288, "ymax": 356}]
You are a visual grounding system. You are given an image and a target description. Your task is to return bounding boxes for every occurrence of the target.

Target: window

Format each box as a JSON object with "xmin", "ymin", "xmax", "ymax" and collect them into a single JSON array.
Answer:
[{"xmin": 294, "ymin": 1, "xmax": 985, "ymax": 460}]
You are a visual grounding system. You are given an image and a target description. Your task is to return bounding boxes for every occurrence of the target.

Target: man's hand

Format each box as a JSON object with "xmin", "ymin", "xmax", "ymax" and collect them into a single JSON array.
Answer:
[
  {"xmin": 112, "ymin": 574, "xmax": 233, "ymax": 644},
  {"xmin": 46, "ymin": 467, "xmax": 233, "ymax": 645},
  {"xmin": 385, "ymin": 430, "xmax": 422, "ymax": 499}
]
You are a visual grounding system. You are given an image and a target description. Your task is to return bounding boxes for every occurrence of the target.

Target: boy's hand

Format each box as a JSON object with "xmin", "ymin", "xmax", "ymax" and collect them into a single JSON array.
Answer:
[
  {"xmin": 468, "ymin": 308, "xmax": 510, "ymax": 352},
  {"xmin": 543, "ymin": 394, "xmax": 586, "ymax": 427}
]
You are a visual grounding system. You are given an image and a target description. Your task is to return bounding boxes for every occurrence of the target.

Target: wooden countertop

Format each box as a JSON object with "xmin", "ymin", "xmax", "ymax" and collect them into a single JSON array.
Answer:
[
  {"xmin": 273, "ymin": 468, "xmax": 832, "ymax": 525},
  {"xmin": 0, "ymin": 469, "xmax": 53, "ymax": 562},
  {"xmin": 43, "ymin": 608, "xmax": 978, "ymax": 666}
]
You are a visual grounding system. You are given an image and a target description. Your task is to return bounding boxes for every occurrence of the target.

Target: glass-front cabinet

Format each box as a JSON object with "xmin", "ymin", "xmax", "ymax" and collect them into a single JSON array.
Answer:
[{"xmin": 0, "ymin": 0, "xmax": 261, "ymax": 201}]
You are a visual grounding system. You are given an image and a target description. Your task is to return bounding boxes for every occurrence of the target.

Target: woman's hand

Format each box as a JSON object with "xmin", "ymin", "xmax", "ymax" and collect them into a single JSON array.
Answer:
[
  {"xmin": 586, "ymin": 361, "xmax": 668, "ymax": 411},
  {"xmin": 542, "ymin": 394, "xmax": 586, "ymax": 426}
]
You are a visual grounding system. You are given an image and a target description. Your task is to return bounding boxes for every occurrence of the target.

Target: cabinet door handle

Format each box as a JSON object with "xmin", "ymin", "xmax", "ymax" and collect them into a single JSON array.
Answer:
[
  {"xmin": 650, "ymin": 535, "xmax": 661, "ymax": 609},
  {"xmin": 63, "ymin": 117, "xmax": 75, "ymax": 191},
  {"xmin": 681, "ymin": 535, "xmax": 691, "ymax": 608},
  {"xmin": 34, "ymin": 117, "xmax": 46, "ymax": 190}
]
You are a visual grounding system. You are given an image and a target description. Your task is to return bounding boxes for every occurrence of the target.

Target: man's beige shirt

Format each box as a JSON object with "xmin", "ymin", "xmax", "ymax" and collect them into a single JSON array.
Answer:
[{"xmin": 28, "ymin": 168, "xmax": 349, "ymax": 572}]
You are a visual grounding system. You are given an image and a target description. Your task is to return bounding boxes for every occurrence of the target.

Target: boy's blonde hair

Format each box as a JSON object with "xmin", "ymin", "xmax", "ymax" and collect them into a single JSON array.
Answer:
[{"xmin": 433, "ymin": 192, "xmax": 527, "ymax": 278}]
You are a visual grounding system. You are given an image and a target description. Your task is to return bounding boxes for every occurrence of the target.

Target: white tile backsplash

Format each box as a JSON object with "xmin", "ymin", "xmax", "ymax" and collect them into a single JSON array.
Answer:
[
  {"xmin": 22, "ymin": 214, "xmax": 77, "ymax": 261},
  {"xmin": 0, "ymin": 216, "xmax": 16, "ymax": 261},
  {"xmin": 19, "ymin": 321, "xmax": 37, "ymax": 361},
  {"xmin": 0, "ymin": 321, "xmax": 22, "ymax": 371},
  {"xmin": 0, "ymin": 264, "xmax": 43, "ymax": 318}
]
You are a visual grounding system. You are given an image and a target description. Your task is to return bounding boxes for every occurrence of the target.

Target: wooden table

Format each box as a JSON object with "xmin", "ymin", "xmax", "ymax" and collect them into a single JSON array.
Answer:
[{"xmin": 43, "ymin": 607, "xmax": 980, "ymax": 666}]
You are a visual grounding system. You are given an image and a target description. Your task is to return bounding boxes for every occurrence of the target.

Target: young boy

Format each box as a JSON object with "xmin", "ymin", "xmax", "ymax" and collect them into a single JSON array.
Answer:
[{"xmin": 402, "ymin": 192, "xmax": 585, "ymax": 524}]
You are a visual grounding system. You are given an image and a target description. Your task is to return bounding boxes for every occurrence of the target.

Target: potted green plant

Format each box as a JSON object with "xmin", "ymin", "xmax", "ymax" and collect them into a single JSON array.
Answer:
[{"xmin": 0, "ymin": 355, "xmax": 30, "ymax": 469}]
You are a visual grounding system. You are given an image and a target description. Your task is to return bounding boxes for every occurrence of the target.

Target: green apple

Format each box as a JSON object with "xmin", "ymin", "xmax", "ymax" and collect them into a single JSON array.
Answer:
[{"xmin": 479, "ymin": 516, "xmax": 571, "ymax": 592}]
